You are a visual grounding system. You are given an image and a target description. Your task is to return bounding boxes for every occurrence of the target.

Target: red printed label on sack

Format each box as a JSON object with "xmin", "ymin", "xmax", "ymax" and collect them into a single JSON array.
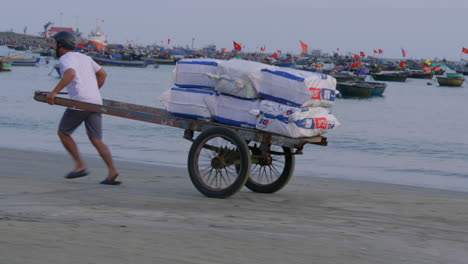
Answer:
[
  {"xmin": 258, "ymin": 118, "xmax": 270, "ymax": 128},
  {"xmin": 314, "ymin": 117, "xmax": 328, "ymax": 129},
  {"xmin": 309, "ymin": 88, "xmax": 322, "ymax": 100}
]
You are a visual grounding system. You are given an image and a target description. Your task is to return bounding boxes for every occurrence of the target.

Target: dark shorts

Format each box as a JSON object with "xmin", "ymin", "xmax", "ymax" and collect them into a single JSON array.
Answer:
[{"xmin": 58, "ymin": 108, "xmax": 102, "ymax": 139}]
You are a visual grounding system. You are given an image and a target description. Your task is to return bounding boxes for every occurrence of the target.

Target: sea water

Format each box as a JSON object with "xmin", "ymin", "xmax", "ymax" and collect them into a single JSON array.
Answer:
[{"xmin": 1, "ymin": 46, "xmax": 467, "ymax": 192}]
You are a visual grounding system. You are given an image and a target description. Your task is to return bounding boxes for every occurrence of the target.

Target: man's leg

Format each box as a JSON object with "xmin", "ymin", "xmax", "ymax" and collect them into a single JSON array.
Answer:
[
  {"xmin": 58, "ymin": 131, "xmax": 87, "ymax": 172},
  {"xmin": 58, "ymin": 109, "xmax": 88, "ymax": 173},
  {"xmin": 89, "ymin": 137, "xmax": 119, "ymax": 180},
  {"xmin": 85, "ymin": 113, "xmax": 118, "ymax": 181}
]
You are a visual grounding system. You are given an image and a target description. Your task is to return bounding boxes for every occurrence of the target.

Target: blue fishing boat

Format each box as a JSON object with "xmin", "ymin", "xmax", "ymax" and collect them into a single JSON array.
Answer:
[
  {"xmin": 455, "ymin": 67, "xmax": 468, "ymax": 75},
  {"xmin": 88, "ymin": 54, "xmax": 147, "ymax": 68},
  {"xmin": 370, "ymin": 82, "xmax": 387, "ymax": 96}
]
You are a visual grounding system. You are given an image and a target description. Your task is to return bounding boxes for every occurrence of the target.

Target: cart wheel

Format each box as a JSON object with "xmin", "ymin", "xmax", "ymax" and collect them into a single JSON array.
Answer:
[
  {"xmin": 245, "ymin": 145, "xmax": 295, "ymax": 193},
  {"xmin": 187, "ymin": 127, "xmax": 251, "ymax": 198}
]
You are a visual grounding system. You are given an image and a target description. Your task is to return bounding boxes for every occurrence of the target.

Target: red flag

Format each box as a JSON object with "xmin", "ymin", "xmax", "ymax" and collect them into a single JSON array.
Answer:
[
  {"xmin": 233, "ymin": 41, "xmax": 242, "ymax": 51},
  {"xmin": 351, "ymin": 61, "xmax": 362, "ymax": 68},
  {"xmin": 402, "ymin": 48, "xmax": 407, "ymax": 57},
  {"xmin": 373, "ymin": 49, "xmax": 377, "ymax": 54},
  {"xmin": 167, "ymin": 38, "xmax": 171, "ymax": 45},
  {"xmin": 172, "ymin": 46, "xmax": 177, "ymax": 51},
  {"xmin": 353, "ymin": 54, "xmax": 360, "ymax": 60},
  {"xmin": 260, "ymin": 46, "xmax": 266, "ymax": 51},
  {"xmin": 299, "ymin": 40, "xmax": 308, "ymax": 53},
  {"xmin": 360, "ymin": 51, "xmax": 365, "ymax": 57},
  {"xmin": 399, "ymin": 60, "xmax": 406, "ymax": 69},
  {"xmin": 462, "ymin": 47, "xmax": 468, "ymax": 54},
  {"xmin": 277, "ymin": 50, "xmax": 282, "ymax": 54},
  {"xmin": 272, "ymin": 52, "xmax": 279, "ymax": 59},
  {"xmin": 378, "ymin": 49, "xmax": 383, "ymax": 54}
]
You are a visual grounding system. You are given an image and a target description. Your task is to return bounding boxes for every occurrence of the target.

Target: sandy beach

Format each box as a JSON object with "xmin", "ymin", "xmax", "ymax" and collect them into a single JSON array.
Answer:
[{"xmin": 0, "ymin": 147, "xmax": 467, "ymax": 264}]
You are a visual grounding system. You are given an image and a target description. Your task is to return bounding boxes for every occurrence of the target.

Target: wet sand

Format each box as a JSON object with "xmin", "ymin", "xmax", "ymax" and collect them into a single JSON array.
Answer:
[{"xmin": 0, "ymin": 147, "xmax": 467, "ymax": 264}]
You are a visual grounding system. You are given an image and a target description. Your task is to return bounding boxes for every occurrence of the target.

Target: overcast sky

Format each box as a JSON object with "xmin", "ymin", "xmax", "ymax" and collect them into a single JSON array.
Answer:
[{"xmin": 2, "ymin": 0, "xmax": 468, "ymax": 60}]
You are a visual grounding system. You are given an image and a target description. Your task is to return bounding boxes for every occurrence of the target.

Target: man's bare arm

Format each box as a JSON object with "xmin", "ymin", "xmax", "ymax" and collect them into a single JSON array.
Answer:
[
  {"xmin": 96, "ymin": 68, "xmax": 107, "ymax": 89},
  {"xmin": 47, "ymin": 68, "xmax": 76, "ymax": 105}
]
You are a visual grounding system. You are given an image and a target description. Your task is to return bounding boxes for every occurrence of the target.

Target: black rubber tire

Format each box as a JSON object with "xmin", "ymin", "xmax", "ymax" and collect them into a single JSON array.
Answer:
[
  {"xmin": 187, "ymin": 127, "xmax": 251, "ymax": 198},
  {"xmin": 245, "ymin": 146, "xmax": 295, "ymax": 193}
]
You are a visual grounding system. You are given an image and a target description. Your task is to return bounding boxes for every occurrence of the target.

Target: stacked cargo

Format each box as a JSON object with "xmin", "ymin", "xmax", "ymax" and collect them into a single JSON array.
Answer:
[
  {"xmin": 250, "ymin": 67, "xmax": 340, "ymax": 137},
  {"xmin": 172, "ymin": 58, "xmax": 222, "ymax": 89},
  {"xmin": 161, "ymin": 58, "xmax": 221, "ymax": 120},
  {"xmin": 161, "ymin": 58, "xmax": 341, "ymax": 138}
]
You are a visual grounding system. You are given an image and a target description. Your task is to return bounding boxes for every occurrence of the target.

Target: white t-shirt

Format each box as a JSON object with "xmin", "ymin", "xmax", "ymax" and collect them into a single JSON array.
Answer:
[{"xmin": 59, "ymin": 52, "xmax": 103, "ymax": 105}]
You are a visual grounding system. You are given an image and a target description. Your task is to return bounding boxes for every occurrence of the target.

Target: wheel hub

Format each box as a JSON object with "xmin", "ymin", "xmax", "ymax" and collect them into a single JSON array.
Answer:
[
  {"xmin": 211, "ymin": 157, "xmax": 225, "ymax": 169},
  {"xmin": 258, "ymin": 155, "xmax": 273, "ymax": 166}
]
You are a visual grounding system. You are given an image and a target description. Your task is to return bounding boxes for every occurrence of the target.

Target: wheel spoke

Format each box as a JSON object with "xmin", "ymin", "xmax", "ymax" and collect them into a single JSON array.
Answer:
[
  {"xmin": 188, "ymin": 127, "xmax": 251, "ymax": 198},
  {"xmin": 194, "ymin": 134, "xmax": 244, "ymax": 190},
  {"xmin": 248, "ymin": 145, "xmax": 288, "ymax": 186}
]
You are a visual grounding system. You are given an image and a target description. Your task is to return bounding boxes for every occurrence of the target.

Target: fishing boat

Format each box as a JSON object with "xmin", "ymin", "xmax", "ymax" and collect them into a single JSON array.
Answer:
[
  {"xmin": 446, "ymin": 73, "xmax": 464, "ymax": 78},
  {"xmin": 406, "ymin": 70, "xmax": 433, "ymax": 79},
  {"xmin": 336, "ymin": 81, "xmax": 387, "ymax": 97},
  {"xmin": 455, "ymin": 67, "xmax": 468, "ymax": 75},
  {"xmin": 0, "ymin": 60, "xmax": 12, "ymax": 71},
  {"xmin": 370, "ymin": 72, "xmax": 407, "ymax": 82},
  {"xmin": 89, "ymin": 54, "xmax": 147, "ymax": 68},
  {"xmin": 9, "ymin": 57, "xmax": 40, "ymax": 66},
  {"xmin": 40, "ymin": 49, "xmax": 54, "ymax": 57},
  {"xmin": 14, "ymin": 45, "xmax": 27, "ymax": 51},
  {"xmin": 433, "ymin": 69, "xmax": 445, "ymax": 75},
  {"xmin": 436, "ymin": 76, "xmax": 465, "ymax": 87},
  {"xmin": 330, "ymin": 72, "xmax": 366, "ymax": 82},
  {"xmin": 148, "ymin": 56, "xmax": 178, "ymax": 65},
  {"xmin": 87, "ymin": 26, "xmax": 107, "ymax": 50},
  {"xmin": 370, "ymin": 82, "xmax": 387, "ymax": 96}
]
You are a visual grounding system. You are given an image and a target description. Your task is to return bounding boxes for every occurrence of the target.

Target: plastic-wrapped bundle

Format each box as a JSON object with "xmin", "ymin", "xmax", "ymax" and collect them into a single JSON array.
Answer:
[
  {"xmin": 159, "ymin": 88, "xmax": 213, "ymax": 120},
  {"xmin": 208, "ymin": 59, "xmax": 275, "ymax": 98},
  {"xmin": 173, "ymin": 58, "xmax": 222, "ymax": 89},
  {"xmin": 254, "ymin": 100, "xmax": 340, "ymax": 138},
  {"xmin": 250, "ymin": 67, "xmax": 340, "ymax": 107},
  {"xmin": 205, "ymin": 93, "xmax": 259, "ymax": 128}
]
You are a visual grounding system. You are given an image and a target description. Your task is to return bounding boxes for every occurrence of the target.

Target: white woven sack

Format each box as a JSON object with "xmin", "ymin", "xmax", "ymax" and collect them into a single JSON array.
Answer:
[
  {"xmin": 172, "ymin": 58, "xmax": 222, "ymax": 89},
  {"xmin": 205, "ymin": 93, "xmax": 259, "ymax": 128},
  {"xmin": 254, "ymin": 100, "xmax": 340, "ymax": 138},
  {"xmin": 208, "ymin": 59, "xmax": 275, "ymax": 98},
  {"xmin": 160, "ymin": 88, "xmax": 213, "ymax": 120},
  {"xmin": 250, "ymin": 67, "xmax": 340, "ymax": 107}
]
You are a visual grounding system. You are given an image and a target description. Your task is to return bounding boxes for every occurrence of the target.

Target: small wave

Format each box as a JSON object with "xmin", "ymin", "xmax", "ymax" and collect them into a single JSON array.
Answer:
[{"xmin": 385, "ymin": 168, "xmax": 468, "ymax": 179}]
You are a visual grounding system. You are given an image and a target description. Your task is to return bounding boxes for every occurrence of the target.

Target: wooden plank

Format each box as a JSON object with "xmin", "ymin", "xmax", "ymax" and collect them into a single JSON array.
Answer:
[{"xmin": 34, "ymin": 91, "xmax": 327, "ymax": 149}]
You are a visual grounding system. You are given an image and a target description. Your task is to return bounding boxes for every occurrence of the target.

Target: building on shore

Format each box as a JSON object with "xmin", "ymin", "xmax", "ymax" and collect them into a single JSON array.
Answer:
[{"xmin": 46, "ymin": 27, "xmax": 74, "ymax": 38}]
